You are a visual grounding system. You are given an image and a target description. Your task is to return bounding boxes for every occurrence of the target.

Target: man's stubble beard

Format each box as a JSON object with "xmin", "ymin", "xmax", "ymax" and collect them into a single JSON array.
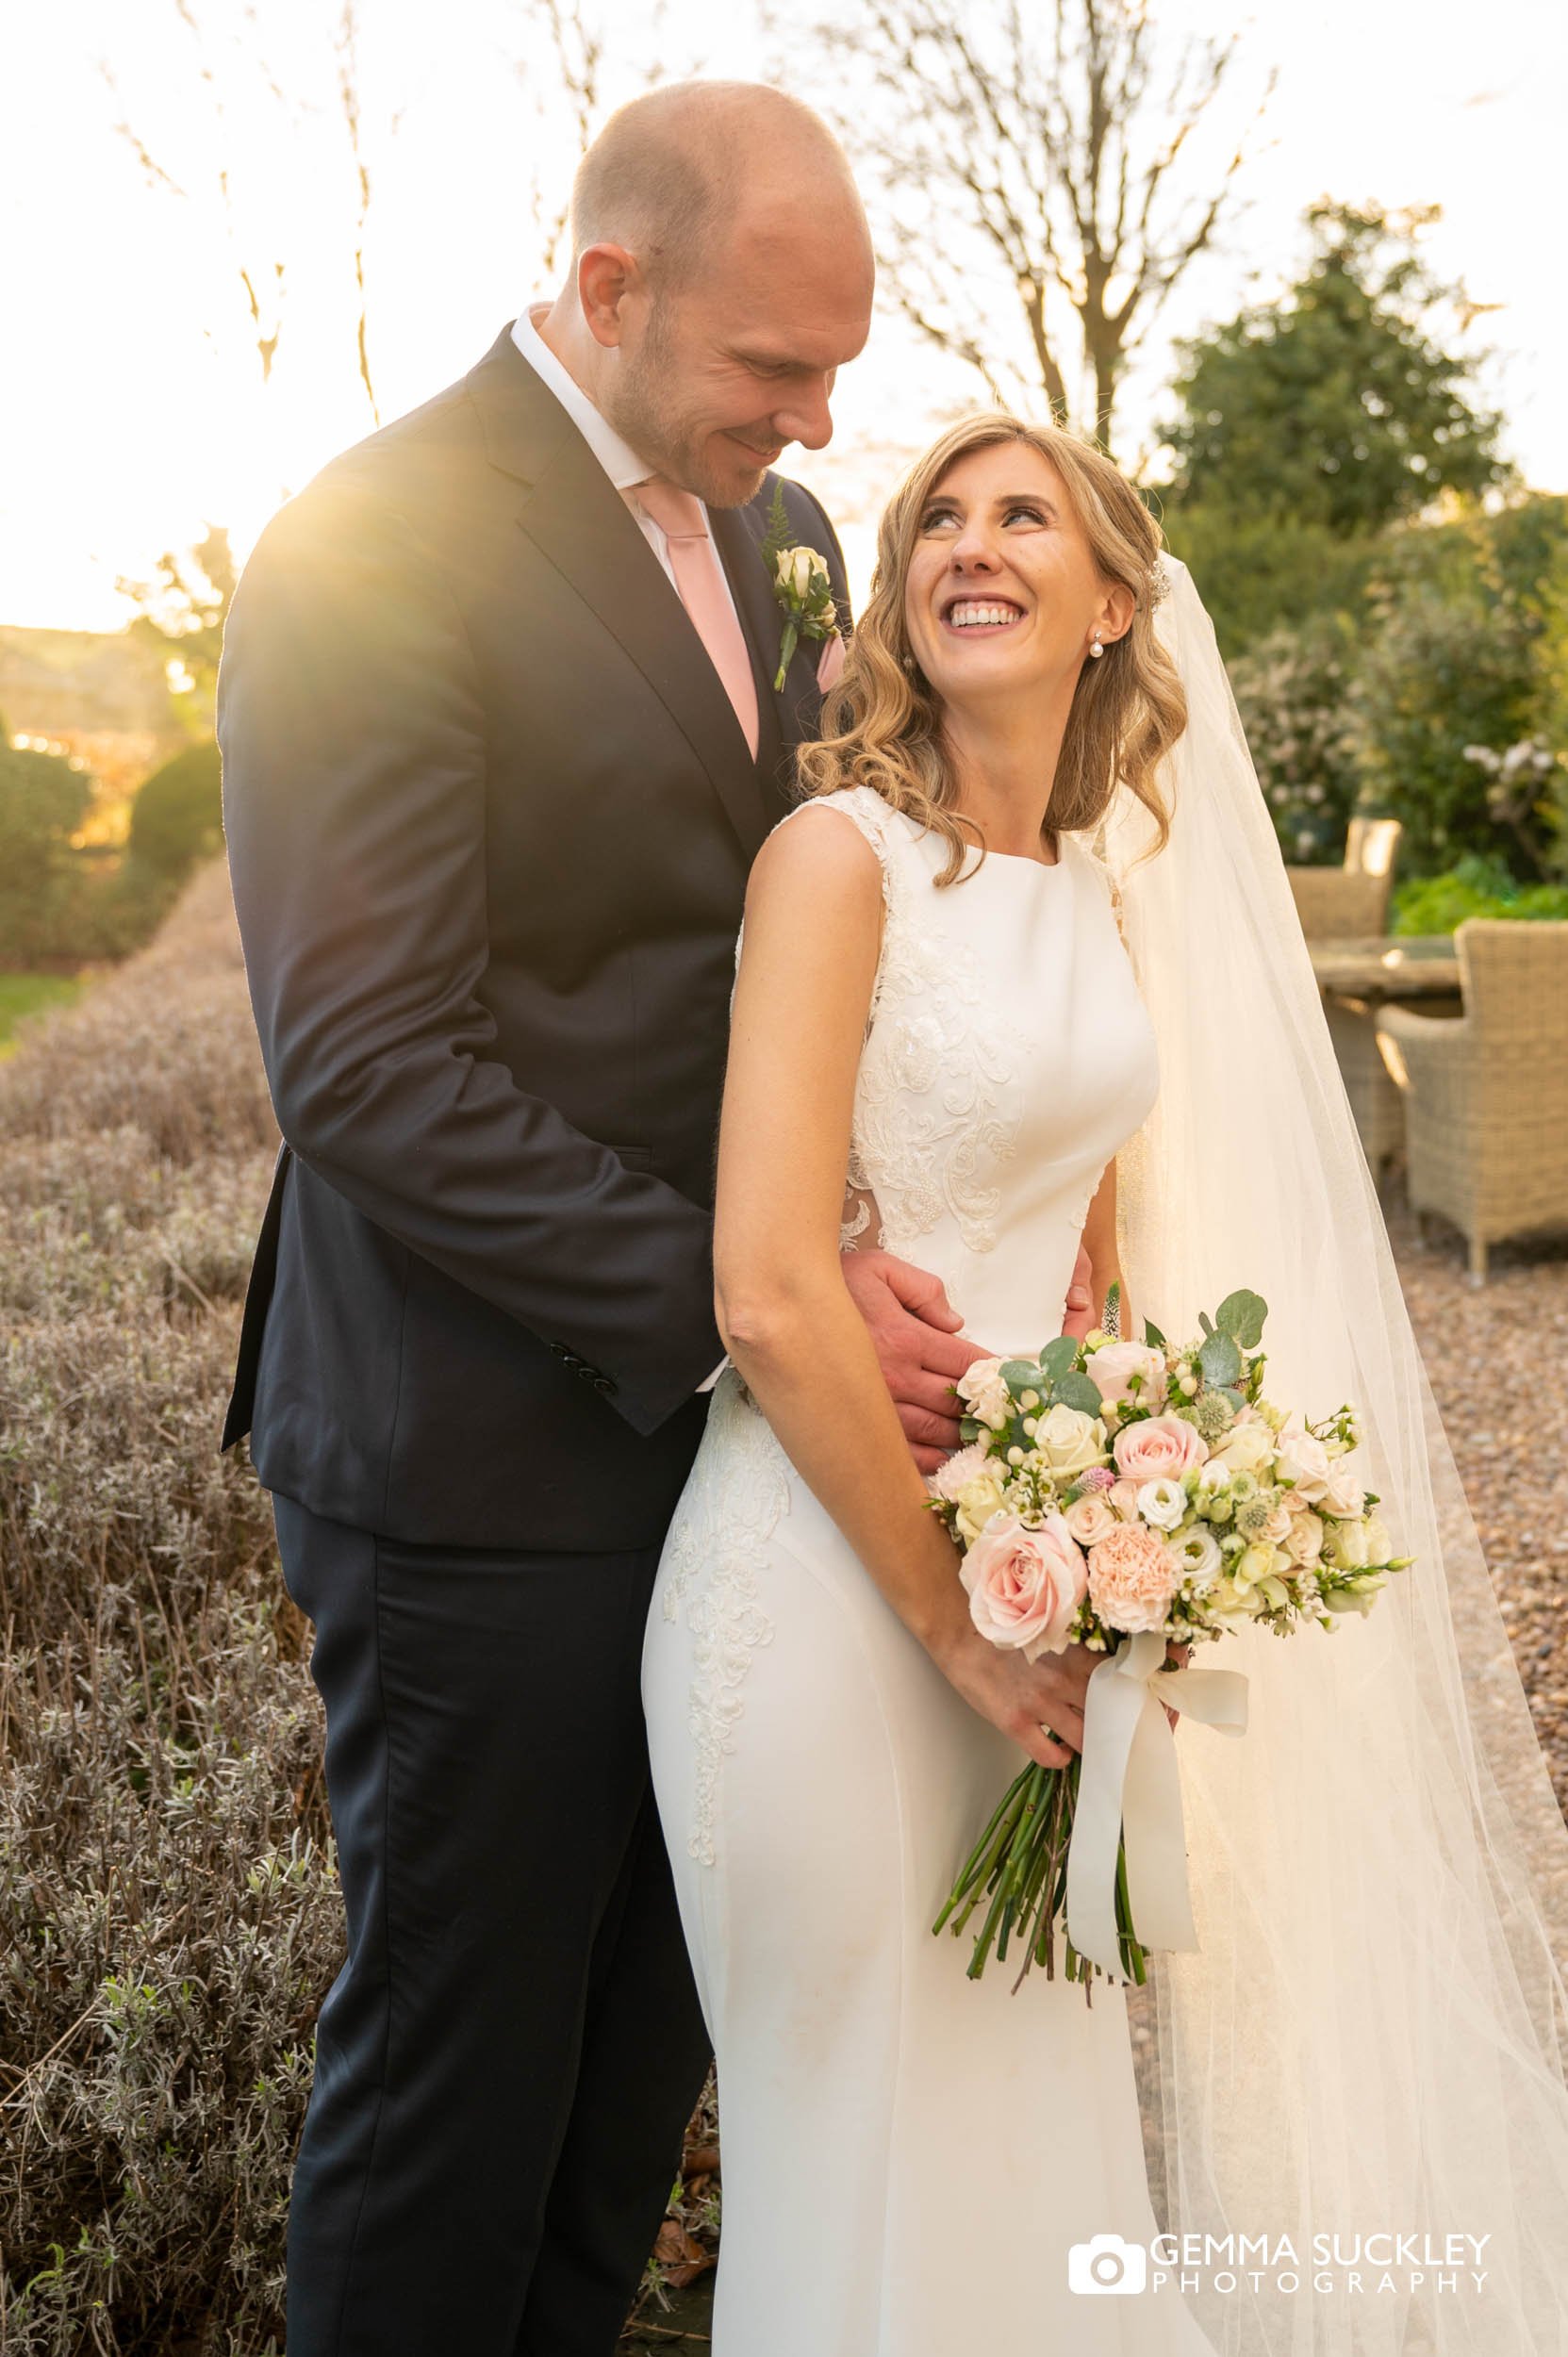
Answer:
[{"xmin": 601, "ymin": 299, "xmax": 767, "ymax": 511}]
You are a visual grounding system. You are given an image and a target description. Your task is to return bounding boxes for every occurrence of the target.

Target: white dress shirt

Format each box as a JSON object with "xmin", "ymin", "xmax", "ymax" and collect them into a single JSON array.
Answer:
[
  {"xmin": 510, "ymin": 303, "xmax": 736, "ymax": 1399},
  {"xmin": 509, "ymin": 305, "xmax": 745, "ymax": 636}
]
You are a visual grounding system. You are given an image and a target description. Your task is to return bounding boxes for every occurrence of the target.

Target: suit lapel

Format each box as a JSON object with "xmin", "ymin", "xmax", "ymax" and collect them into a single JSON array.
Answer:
[{"xmin": 469, "ymin": 329, "xmax": 777, "ymax": 861}]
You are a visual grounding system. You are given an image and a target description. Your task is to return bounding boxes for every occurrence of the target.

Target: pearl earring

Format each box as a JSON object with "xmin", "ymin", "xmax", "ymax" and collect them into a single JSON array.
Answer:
[
  {"xmin": 1089, "ymin": 632, "xmax": 1105, "ymax": 660},
  {"xmin": 901, "ymin": 653, "xmax": 916, "ymax": 673}
]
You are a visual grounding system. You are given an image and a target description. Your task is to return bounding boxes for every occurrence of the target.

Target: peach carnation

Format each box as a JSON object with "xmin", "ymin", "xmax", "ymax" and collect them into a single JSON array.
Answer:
[{"xmin": 1088, "ymin": 1521, "xmax": 1179, "ymax": 1635}]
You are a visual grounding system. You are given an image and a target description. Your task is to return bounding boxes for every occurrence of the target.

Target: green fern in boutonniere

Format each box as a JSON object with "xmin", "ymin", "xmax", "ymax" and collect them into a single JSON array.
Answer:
[{"xmin": 760, "ymin": 483, "xmax": 841, "ymax": 692}]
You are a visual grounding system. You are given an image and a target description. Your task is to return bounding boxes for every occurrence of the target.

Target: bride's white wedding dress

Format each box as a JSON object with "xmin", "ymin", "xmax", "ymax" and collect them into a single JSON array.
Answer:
[{"xmin": 642, "ymin": 783, "xmax": 1218, "ymax": 2353}]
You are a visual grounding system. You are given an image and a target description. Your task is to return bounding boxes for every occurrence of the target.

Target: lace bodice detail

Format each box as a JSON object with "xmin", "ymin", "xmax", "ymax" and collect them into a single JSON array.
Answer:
[
  {"xmin": 768, "ymin": 787, "xmax": 1156, "ymax": 1324},
  {"xmin": 658, "ymin": 783, "xmax": 1161, "ymax": 1869}
]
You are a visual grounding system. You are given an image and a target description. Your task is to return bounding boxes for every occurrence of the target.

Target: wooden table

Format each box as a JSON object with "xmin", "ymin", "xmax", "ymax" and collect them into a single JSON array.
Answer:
[
  {"xmin": 1308, "ymin": 935, "xmax": 1461, "ymax": 999},
  {"xmin": 1307, "ymin": 936, "xmax": 1462, "ymax": 1175}
]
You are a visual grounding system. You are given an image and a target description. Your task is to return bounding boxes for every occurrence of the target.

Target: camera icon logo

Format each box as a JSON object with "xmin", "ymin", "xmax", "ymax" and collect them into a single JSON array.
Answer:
[{"xmin": 1067, "ymin": 2233, "xmax": 1148, "ymax": 2295}]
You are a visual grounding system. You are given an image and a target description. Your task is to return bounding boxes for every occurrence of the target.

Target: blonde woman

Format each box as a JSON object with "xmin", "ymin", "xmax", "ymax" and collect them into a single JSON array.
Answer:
[
  {"xmin": 641, "ymin": 413, "xmax": 1568, "ymax": 2352},
  {"xmin": 642, "ymin": 411, "xmax": 1208, "ymax": 2350}
]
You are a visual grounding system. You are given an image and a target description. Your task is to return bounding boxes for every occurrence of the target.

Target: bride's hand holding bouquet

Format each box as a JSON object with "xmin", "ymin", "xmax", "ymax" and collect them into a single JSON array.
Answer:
[{"xmin": 927, "ymin": 1286, "xmax": 1412, "ymax": 1996}]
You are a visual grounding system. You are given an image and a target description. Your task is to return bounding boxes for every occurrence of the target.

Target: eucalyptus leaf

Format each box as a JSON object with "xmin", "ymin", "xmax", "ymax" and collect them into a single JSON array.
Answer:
[
  {"xmin": 1214, "ymin": 1288, "xmax": 1268, "ymax": 1347},
  {"xmin": 1051, "ymin": 1372, "xmax": 1106, "ymax": 1415},
  {"xmin": 1039, "ymin": 1336, "xmax": 1080, "ymax": 1381},
  {"xmin": 1142, "ymin": 1316, "xmax": 1166, "ymax": 1349},
  {"xmin": 1000, "ymin": 1359, "xmax": 1042, "ymax": 1396},
  {"xmin": 1198, "ymin": 1310, "xmax": 1213, "ymax": 1336},
  {"xmin": 1218, "ymin": 1386, "xmax": 1247, "ymax": 1412},
  {"xmin": 1198, "ymin": 1329, "xmax": 1243, "ymax": 1386}
]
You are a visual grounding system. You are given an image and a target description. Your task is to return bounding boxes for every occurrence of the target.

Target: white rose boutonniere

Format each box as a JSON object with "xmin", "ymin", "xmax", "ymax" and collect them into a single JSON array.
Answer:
[{"xmin": 760, "ymin": 483, "xmax": 841, "ymax": 690}]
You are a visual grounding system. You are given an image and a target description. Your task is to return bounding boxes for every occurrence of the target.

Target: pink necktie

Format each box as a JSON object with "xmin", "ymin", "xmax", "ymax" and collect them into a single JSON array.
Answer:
[{"xmin": 632, "ymin": 476, "xmax": 760, "ymax": 760}]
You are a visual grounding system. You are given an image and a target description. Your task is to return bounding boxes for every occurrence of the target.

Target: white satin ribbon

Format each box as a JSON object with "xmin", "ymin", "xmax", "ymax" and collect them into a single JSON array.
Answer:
[{"xmin": 1065, "ymin": 1629, "xmax": 1249, "ymax": 1979}]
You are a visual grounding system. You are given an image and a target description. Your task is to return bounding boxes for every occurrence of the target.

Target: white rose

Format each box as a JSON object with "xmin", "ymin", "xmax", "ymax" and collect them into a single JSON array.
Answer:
[
  {"xmin": 1283, "ymin": 1508, "xmax": 1325, "ymax": 1565},
  {"xmin": 776, "ymin": 544, "xmax": 829, "ymax": 600},
  {"xmin": 1086, "ymin": 1340, "xmax": 1167, "ymax": 1409},
  {"xmin": 1325, "ymin": 1518, "xmax": 1370, "ymax": 1571},
  {"xmin": 1321, "ymin": 1463, "xmax": 1366, "ymax": 1519},
  {"xmin": 955, "ymin": 1357, "xmax": 1012, "ymax": 1432},
  {"xmin": 1274, "ymin": 1418, "xmax": 1331, "ymax": 1500},
  {"xmin": 1137, "ymin": 1476, "xmax": 1187, "ymax": 1532},
  {"xmin": 1211, "ymin": 1420, "xmax": 1275, "ymax": 1475},
  {"xmin": 954, "ymin": 1471, "xmax": 1011, "ymax": 1544},
  {"xmin": 1033, "ymin": 1400, "xmax": 1109, "ymax": 1481}
]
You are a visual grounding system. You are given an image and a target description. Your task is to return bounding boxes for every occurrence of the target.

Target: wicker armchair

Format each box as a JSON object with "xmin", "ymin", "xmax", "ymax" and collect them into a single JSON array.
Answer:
[
  {"xmin": 1285, "ymin": 817, "xmax": 1403, "ymax": 941},
  {"xmin": 1375, "ymin": 920, "xmax": 1568, "ymax": 1279}
]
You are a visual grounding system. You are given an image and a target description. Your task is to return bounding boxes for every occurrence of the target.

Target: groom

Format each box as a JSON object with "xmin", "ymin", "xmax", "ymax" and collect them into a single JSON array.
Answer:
[{"xmin": 219, "ymin": 80, "xmax": 1076, "ymax": 2357}]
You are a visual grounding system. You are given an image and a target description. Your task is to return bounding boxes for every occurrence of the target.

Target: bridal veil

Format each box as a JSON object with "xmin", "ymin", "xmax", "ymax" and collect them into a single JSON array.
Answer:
[{"xmin": 1098, "ymin": 555, "xmax": 1568, "ymax": 2352}]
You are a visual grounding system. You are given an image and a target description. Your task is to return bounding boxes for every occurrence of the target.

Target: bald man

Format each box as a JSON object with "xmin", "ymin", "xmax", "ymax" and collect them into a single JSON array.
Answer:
[{"xmin": 218, "ymin": 78, "xmax": 1006, "ymax": 2357}]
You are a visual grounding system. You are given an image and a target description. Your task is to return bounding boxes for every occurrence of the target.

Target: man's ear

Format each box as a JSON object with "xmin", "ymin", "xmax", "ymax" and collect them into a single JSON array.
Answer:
[{"xmin": 577, "ymin": 242, "xmax": 641, "ymax": 349}]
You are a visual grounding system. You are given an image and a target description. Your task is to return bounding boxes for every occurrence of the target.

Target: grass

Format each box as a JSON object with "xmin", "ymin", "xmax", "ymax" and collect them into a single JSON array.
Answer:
[{"xmin": 0, "ymin": 972, "xmax": 81, "ymax": 1055}]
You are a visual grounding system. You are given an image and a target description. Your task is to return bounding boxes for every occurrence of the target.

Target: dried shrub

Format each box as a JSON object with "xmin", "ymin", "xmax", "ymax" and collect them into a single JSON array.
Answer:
[
  {"xmin": 0, "ymin": 863, "xmax": 713, "ymax": 2352},
  {"xmin": 0, "ymin": 863, "xmax": 338, "ymax": 2356}
]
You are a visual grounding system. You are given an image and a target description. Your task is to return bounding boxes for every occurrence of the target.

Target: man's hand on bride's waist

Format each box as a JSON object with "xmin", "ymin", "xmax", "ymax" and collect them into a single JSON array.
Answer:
[
  {"xmin": 841, "ymin": 1240, "xmax": 1096, "ymax": 1475},
  {"xmin": 839, "ymin": 1248, "xmax": 983, "ymax": 1474}
]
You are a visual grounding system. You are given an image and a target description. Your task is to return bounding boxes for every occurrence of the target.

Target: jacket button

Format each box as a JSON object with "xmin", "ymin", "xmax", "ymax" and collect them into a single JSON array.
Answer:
[{"xmin": 593, "ymin": 1374, "xmax": 616, "ymax": 1395}]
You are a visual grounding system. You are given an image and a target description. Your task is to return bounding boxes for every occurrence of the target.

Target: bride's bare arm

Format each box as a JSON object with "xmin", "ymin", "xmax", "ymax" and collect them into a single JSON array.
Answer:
[
  {"xmin": 715, "ymin": 809, "xmax": 1095, "ymax": 1768},
  {"xmin": 1081, "ymin": 1158, "xmax": 1131, "ymax": 1339}
]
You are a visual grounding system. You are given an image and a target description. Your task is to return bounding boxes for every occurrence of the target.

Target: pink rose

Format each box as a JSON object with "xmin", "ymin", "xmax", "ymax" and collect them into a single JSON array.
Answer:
[
  {"xmin": 1109, "ymin": 1477, "xmax": 1144, "ymax": 1518},
  {"xmin": 1113, "ymin": 1413, "xmax": 1209, "ymax": 1483},
  {"xmin": 1087, "ymin": 1522, "xmax": 1179, "ymax": 1635},
  {"xmin": 1088, "ymin": 1340, "xmax": 1167, "ymax": 1409},
  {"xmin": 961, "ymin": 1512, "xmax": 1087, "ymax": 1661},
  {"xmin": 1065, "ymin": 1492, "xmax": 1120, "ymax": 1547}
]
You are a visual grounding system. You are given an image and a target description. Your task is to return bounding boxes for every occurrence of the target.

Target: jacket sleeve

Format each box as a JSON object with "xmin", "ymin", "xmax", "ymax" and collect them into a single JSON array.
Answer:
[{"xmin": 217, "ymin": 475, "xmax": 723, "ymax": 1438}]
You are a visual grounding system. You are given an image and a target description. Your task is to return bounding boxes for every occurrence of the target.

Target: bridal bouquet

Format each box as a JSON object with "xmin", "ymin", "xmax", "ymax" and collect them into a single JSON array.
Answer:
[{"xmin": 927, "ymin": 1287, "xmax": 1412, "ymax": 1995}]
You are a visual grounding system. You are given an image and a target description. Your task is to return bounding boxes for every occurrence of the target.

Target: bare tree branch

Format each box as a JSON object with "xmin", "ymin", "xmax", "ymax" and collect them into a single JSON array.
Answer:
[{"xmin": 780, "ymin": 0, "xmax": 1272, "ymax": 451}]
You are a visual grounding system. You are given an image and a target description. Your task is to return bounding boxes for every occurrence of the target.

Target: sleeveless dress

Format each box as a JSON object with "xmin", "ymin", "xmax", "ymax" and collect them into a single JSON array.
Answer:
[{"xmin": 641, "ymin": 784, "xmax": 1218, "ymax": 2354}]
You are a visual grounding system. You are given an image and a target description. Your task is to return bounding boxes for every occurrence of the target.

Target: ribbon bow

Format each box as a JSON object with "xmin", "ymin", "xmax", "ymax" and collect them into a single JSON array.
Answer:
[{"xmin": 1065, "ymin": 1628, "xmax": 1248, "ymax": 1979}]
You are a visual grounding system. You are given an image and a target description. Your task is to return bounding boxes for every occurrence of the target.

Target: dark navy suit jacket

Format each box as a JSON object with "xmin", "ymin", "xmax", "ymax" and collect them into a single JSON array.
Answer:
[{"xmin": 218, "ymin": 321, "xmax": 850, "ymax": 1550}]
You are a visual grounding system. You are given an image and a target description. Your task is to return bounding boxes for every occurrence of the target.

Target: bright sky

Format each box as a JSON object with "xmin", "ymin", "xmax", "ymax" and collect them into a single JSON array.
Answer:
[{"xmin": 2, "ymin": 0, "xmax": 1562, "ymax": 630}]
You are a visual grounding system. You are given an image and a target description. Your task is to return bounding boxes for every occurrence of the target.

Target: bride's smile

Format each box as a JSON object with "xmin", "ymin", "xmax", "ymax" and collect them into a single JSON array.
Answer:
[{"xmin": 904, "ymin": 441, "xmax": 1133, "ymax": 727}]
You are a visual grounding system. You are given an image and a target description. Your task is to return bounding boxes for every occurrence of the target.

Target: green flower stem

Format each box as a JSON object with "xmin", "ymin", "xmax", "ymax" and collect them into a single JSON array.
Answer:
[
  {"xmin": 772, "ymin": 618, "xmax": 800, "ymax": 692},
  {"xmin": 933, "ymin": 1773, "xmax": 1030, "ymax": 1937}
]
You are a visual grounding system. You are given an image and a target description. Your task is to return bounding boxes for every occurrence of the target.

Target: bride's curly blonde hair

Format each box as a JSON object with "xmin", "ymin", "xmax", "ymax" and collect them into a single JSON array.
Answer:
[{"xmin": 797, "ymin": 412, "xmax": 1186, "ymax": 884}]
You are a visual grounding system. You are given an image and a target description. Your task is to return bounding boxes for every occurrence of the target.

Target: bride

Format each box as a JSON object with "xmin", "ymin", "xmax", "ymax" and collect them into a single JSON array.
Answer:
[{"xmin": 641, "ymin": 412, "xmax": 1568, "ymax": 2353}]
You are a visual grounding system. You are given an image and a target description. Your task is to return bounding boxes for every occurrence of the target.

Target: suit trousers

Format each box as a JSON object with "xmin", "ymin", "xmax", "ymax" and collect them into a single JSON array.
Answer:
[{"xmin": 272, "ymin": 1492, "xmax": 713, "ymax": 2357}]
